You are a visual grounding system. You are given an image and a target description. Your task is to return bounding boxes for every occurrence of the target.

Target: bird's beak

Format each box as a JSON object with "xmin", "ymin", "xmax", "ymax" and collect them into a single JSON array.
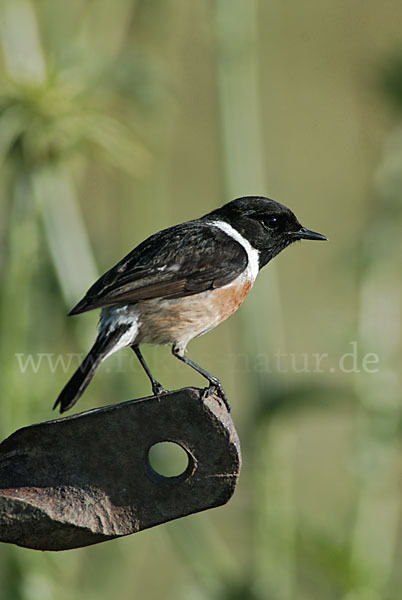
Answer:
[{"xmin": 290, "ymin": 227, "xmax": 327, "ymax": 241}]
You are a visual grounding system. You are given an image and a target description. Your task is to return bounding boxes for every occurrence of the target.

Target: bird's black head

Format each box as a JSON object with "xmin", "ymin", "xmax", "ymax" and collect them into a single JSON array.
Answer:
[{"xmin": 203, "ymin": 196, "xmax": 327, "ymax": 268}]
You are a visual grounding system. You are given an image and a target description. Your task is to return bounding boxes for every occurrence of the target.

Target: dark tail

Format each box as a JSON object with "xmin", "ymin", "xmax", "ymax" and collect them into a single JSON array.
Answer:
[{"xmin": 53, "ymin": 323, "xmax": 132, "ymax": 414}]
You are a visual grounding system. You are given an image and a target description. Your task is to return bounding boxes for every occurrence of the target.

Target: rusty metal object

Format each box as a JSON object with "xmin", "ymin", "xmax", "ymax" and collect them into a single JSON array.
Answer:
[{"xmin": 0, "ymin": 387, "xmax": 241, "ymax": 551}]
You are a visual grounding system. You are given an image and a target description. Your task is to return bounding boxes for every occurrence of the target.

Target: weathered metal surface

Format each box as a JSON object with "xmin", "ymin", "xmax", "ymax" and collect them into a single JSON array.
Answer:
[{"xmin": 0, "ymin": 388, "xmax": 241, "ymax": 551}]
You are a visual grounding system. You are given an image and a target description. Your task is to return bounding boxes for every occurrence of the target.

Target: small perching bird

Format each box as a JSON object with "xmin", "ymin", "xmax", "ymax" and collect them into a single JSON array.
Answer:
[{"xmin": 54, "ymin": 196, "xmax": 326, "ymax": 413}]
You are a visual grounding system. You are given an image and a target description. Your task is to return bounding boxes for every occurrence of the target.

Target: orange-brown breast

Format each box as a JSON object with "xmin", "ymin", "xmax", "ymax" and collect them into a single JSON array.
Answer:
[
  {"xmin": 135, "ymin": 273, "xmax": 254, "ymax": 352},
  {"xmin": 213, "ymin": 277, "xmax": 253, "ymax": 322}
]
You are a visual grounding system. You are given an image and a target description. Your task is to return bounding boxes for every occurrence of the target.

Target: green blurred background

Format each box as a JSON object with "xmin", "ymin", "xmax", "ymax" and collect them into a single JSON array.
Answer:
[{"xmin": 1, "ymin": 0, "xmax": 402, "ymax": 598}]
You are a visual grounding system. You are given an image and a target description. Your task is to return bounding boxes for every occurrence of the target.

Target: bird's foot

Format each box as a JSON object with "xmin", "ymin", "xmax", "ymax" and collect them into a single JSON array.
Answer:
[
  {"xmin": 152, "ymin": 382, "xmax": 168, "ymax": 398},
  {"xmin": 202, "ymin": 382, "xmax": 231, "ymax": 413}
]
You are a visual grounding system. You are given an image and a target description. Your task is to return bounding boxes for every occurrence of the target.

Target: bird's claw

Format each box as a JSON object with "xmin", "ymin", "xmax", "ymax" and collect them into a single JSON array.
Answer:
[
  {"xmin": 202, "ymin": 383, "xmax": 231, "ymax": 413},
  {"xmin": 152, "ymin": 382, "xmax": 168, "ymax": 398}
]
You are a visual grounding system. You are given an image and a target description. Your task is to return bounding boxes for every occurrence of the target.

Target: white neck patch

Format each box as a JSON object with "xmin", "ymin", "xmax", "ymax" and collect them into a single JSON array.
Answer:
[{"xmin": 209, "ymin": 220, "xmax": 260, "ymax": 281}]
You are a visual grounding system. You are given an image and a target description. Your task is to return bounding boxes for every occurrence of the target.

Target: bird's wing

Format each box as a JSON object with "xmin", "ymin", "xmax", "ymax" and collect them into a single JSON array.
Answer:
[{"xmin": 69, "ymin": 221, "xmax": 249, "ymax": 314}]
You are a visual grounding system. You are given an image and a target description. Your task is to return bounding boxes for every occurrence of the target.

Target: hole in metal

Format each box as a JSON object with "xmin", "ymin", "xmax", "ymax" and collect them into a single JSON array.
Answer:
[{"xmin": 147, "ymin": 442, "xmax": 190, "ymax": 480}]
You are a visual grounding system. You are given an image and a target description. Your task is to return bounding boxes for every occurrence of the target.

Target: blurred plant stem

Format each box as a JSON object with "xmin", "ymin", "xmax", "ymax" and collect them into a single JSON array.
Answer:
[
  {"xmin": 0, "ymin": 0, "xmax": 94, "ymax": 434},
  {"xmin": 253, "ymin": 421, "xmax": 296, "ymax": 600},
  {"xmin": 0, "ymin": 164, "xmax": 97, "ymax": 433},
  {"xmin": 0, "ymin": 167, "xmax": 39, "ymax": 435},
  {"xmin": 343, "ymin": 128, "xmax": 402, "ymax": 599},
  {"xmin": 0, "ymin": 0, "xmax": 46, "ymax": 86},
  {"xmin": 215, "ymin": 1, "xmax": 295, "ymax": 599},
  {"xmin": 32, "ymin": 165, "xmax": 98, "ymax": 307},
  {"xmin": 215, "ymin": 0, "xmax": 285, "ymax": 395},
  {"xmin": 168, "ymin": 518, "xmax": 239, "ymax": 599},
  {"xmin": 0, "ymin": 0, "xmax": 152, "ymax": 433}
]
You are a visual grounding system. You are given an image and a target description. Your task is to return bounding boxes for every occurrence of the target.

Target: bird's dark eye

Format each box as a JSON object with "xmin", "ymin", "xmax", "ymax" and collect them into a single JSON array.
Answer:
[{"xmin": 261, "ymin": 216, "xmax": 280, "ymax": 230}]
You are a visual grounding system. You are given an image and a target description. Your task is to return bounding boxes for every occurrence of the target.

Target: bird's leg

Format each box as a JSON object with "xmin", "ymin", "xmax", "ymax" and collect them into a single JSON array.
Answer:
[
  {"xmin": 171, "ymin": 345, "xmax": 231, "ymax": 412},
  {"xmin": 131, "ymin": 345, "xmax": 167, "ymax": 397}
]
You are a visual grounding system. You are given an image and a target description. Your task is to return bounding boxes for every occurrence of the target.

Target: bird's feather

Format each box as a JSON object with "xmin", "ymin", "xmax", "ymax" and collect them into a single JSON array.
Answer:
[{"xmin": 69, "ymin": 221, "xmax": 248, "ymax": 315}]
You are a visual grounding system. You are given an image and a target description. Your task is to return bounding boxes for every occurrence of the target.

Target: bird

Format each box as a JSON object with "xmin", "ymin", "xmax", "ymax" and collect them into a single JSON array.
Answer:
[{"xmin": 54, "ymin": 196, "xmax": 327, "ymax": 413}]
